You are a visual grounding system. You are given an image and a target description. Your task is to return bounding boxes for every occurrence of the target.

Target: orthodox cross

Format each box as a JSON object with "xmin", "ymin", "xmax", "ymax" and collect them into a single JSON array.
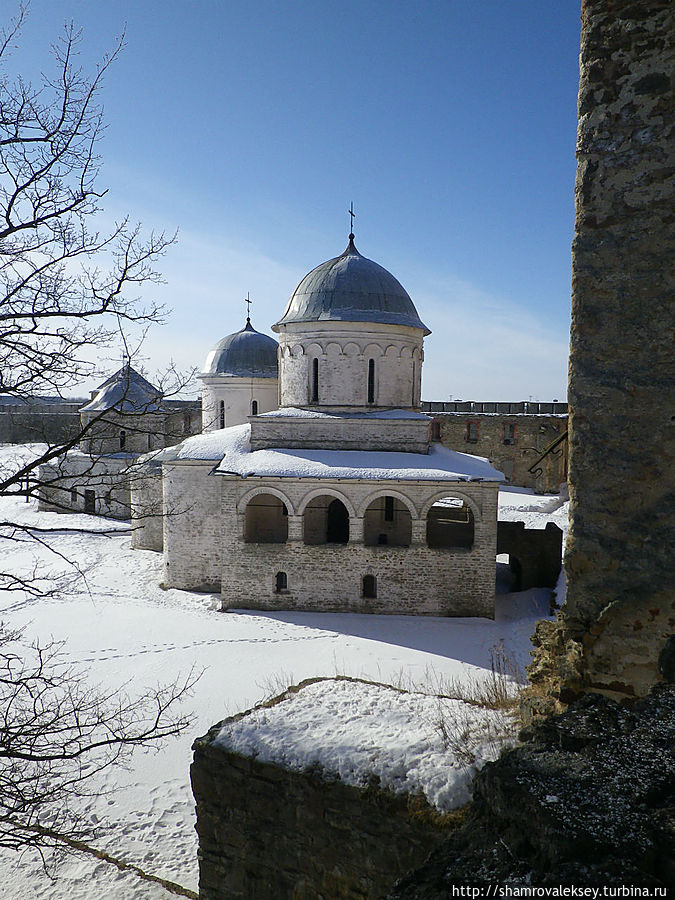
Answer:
[
  {"xmin": 348, "ymin": 201, "xmax": 356, "ymax": 236},
  {"xmin": 245, "ymin": 292, "xmax": 252, "ymax": 321}
]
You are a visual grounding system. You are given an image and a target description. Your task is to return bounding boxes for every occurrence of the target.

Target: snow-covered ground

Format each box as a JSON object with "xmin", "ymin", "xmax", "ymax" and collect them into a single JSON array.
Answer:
[{"xmin": 0, "ymin": 445, "xmax": 568, "ymax": 899}]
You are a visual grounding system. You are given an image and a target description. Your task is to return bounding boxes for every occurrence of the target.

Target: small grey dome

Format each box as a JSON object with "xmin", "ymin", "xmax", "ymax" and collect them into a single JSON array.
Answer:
[
  {"xmin": 202, "ymin": 320, "xmax": 278, "ymax": 377},
  {"xmin": 273, "ymin": 236, "xmax": 430, "ymax": 334},
  {"xmin": 81, "ymin": 365, "xmax": 163, "ymax": 413}
]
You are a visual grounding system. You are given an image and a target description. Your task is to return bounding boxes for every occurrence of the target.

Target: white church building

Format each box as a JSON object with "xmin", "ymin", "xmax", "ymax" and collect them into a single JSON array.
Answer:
[{"xmin": 133, "ymin": 234, "xmax": 503, "ymax": 617}]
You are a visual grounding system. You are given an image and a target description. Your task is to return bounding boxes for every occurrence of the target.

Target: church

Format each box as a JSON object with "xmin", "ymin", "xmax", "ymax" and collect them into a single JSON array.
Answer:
[{"xmin": 132, "ymin": 233, "xmax": 503, "ymax": 617}]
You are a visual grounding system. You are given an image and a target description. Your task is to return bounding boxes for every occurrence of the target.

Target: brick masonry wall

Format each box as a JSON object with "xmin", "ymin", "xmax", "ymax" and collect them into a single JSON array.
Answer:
[
  {"xmin": 431, "ymin": 414, "xmax": 567, "ymax": 493},
  {"xmin": 130, "ymin": 464, "xmax": 164, "ymax": 551},
  {"xmin": 277, "ymin": 321, "xmax": 423, "ymax": 410},
  {"xmin": 218, "ymin": 477, "xmax": 498, "ymax": 617},
  {"xmin": 534, "ymin": 0, "xmax": 675, "ymax": 703},
  {"xmin": 162, "ymin": 461, "xmax": 224, "ymax": 590},
  {"xmin": 249, "ymin": 414, "xmax": 430, "ymax": 452},
  {"xmin": 191, "ymin": 720, "xmax": 451, "ymax": 900},
  {"xmin": 38, "ymin": 454, "xmax": 135, "ymax": 518}
]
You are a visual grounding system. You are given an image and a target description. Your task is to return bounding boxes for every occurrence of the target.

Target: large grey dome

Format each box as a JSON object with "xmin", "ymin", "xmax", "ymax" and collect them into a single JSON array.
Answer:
[
  {"xmin": 273, "ymin": 236, "xmax": 430, "ymax": 334},
  {"xmin": 202, "ymin": 320, "xmax": 278, "ymax": 377}
]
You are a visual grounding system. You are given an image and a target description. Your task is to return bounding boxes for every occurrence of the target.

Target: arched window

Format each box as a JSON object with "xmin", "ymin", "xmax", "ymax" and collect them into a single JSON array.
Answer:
[
  {"xmin": 219, "ymin": 400, "xmax": 225, "ymax": 429},
  {"xmin": 275, "ymin": 571, "xmax": 287, "ymax": 593},
  {"xmin": 362, "ymin": 575, "xmax": 377, "ymax": 599},
  {"xmin": 363, "ymin": 495, "xmax": 411, "ymax": 546},
  {"xmin": 119, "ymin": 430, "xmax": 126, "ymax": 451},
  {"xmin": 303, "ymin": 495, "xmax": 350, "ymax": 545},
  {"xmin": 311, "ymin": 358, "xmax": 319, "ymax": 402},
  {"xmin": 427, "ymin": 498, "xmax": 475, "ymax": 550},
  {"xmin": 244, "ymin": 494, "xmax": 289, "ymax": 543},
  {"xmin": 251, "ymin": 399, "xmax": 258, "ymax": 416},
  {"xmin": 367, "ymin": 358, "xmax": 375, "ymax": 404}
]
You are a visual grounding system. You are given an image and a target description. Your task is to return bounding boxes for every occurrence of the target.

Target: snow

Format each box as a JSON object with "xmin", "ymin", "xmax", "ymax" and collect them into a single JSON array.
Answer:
[
  {"xmin": 212, "ymin": 423, "xmax": 502, "ymax": 481},
  {"xmin": 0, "ymin": 443, "xmax": 567, "ymax": 898},
  {"xmin": 258, "ymin": 406, "xmax": 431, "ymax": 420},
  {"xmin": 144, "ymin": 421, "xmax": 503, "ymax": 481},
  {"xmin": 215, "ymin": 677, "xmax": 517, "ymax": 811}
]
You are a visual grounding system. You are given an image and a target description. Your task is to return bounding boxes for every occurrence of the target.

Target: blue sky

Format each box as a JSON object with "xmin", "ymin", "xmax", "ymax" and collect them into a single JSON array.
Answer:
[{"xmin": 12, "ymin": 1, "xmax": 581, "ymax": 401}]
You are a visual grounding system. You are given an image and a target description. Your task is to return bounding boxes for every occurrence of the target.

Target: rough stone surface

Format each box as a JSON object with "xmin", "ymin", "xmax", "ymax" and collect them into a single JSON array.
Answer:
[
  {"xmin": 391, "ymin": 684, "xmax": 675, "ymax": 894},
  {"xmin": 431, "ymin": 413, "xmax": 567, "ymax": 493},
  {"xmin": 191, "ymin": 716, "xmax": 454, "ymax": 900},
  {"xmin": 533, "ymin": 0, "xmax": 675, "ymax": 703},
  {"xmin": 216, "ymin": 476, "xmax": 498, "ymax": 617}
]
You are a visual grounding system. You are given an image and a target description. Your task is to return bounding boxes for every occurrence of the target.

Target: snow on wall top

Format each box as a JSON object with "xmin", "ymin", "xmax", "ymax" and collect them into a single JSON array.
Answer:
[
  {"xmin": 213, "ymin": 677, "xmax": 511, "ymax": 811},
  {"xmin": 257, "ymin": 407, "xmax": 430, "ymax": 421},
  {"xmin": 148, "ymin": 422, "xmax": 503, "ymax": 481}
]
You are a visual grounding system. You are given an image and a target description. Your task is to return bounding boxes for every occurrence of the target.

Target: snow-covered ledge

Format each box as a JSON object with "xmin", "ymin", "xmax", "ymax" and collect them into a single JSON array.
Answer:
[{"xmin": 191, "ymin": 676, "xmax": 516, "ymax": 899}]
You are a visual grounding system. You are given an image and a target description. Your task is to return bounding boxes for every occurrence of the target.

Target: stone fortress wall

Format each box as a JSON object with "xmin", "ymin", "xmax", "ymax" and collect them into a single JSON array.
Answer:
[
  {"xmin": 422, "ymin": 401, "xmax": 568, "ymax": 494},
  {"xmin": 0, "ymin": 396, "xmax": 84, "ymax": 444},
  {"xmin": 192, "ymin": 707, "xmax": 450, "ymax": 900},
  {"xmin": 529, "ymin": 0, "xmax": 674, "ymax": 706}
]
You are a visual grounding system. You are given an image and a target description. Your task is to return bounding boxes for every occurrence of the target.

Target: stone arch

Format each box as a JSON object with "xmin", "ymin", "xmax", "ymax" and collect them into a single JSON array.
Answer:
[
  {"xmin": 289, "ymin": 343, "xmax": 305, "ymax": 358},
  {"xmin": 343, "ymin": 342, "xmax": 361, "ymax": 358},
  {"xmin": 420, "ymin": 490, "xmax": 481, "ymax": 523},
  {"xmin": 297, "ymin": 487, "xmax": 356, "ymax": 518},
  {"xmin": 424, "ymin": 492, "xmax": 476, "ymax": 550},
  {"xmin": 363, "ymin": 342, "xmax": 384, "ymax": 359},
  {"xmin": 241, "ymin": 491, "xmax": 290, "ymax": 544},
  {"xmin": 306, "ymin": 342, "xmax": 324, "ymax": 358},
  {"xmin": 357, "ymin": 489, "xmax": 418, "ymax": 519},
  {"xmin": 384, "ymin": 344, "xmax": 401, "ymax": 359},
  {"xmin": 325, "ymin": 342, "xmax": 342, "ymax": 359},
  {"xmin": 361, "ymin": 491, "xmax": 414, "ymax": 547},
  {"xmin": 237, "ymin": 486, "xmax": 295, "ymax": 516},
  {"xmin": 412, "ymin": 346, "xmax": 423, "ymax": 362},
  {"xmin": 302, "ymin": 492, "xmax": 352, "ymax": 545}
]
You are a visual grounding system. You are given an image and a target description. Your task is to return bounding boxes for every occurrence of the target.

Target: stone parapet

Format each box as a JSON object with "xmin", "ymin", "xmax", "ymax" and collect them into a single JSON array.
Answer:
[{"xmin": 250, "ymin": 412, "xmax": 430, "ymax": 453}]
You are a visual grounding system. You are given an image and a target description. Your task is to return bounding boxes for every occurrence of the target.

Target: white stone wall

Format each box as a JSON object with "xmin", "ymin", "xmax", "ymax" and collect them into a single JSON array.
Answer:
[
  {"xmin": 130, "ymin": 463, "xmax": 164, "ymax": 551},
  {"xmin": 276, "ymin": 322, "xmax": 424, "ymax": 410},
  {"xmin": 38, "ymin": 453, "xmax": 135, "ymax": 518},
  {"xmin": 215, "ymin": 476, "xmax": 498, "ymax": 617},
  {"xmin": 249, "ymin": 414, "xmax": 430, "ymax": 453},
  {"xmin": 162, "ymin": 461, "xmax": 224, "ymax": 591},
  {"xmin": 201, "ymin": 376, "xmax": 279, "ymax": 431}
]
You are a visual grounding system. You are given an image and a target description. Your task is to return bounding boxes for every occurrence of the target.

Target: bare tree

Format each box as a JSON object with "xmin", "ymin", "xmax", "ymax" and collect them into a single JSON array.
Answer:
[
  {"xmin": 0, "ymin": 9, "xmax": 197, "ymax": 853},
  {"xmin": 0, "ymin": 623, "xmax": 195, "ymax": 854},
  {"xmin": 0, "ymin": 6, "xmax": 186, "ymax": 507}
]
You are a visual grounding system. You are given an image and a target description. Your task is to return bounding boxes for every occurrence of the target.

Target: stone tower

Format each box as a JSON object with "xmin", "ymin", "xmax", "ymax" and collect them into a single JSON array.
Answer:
[{"xmin": 530, "ymin": 0, "xmax": 675, "ymax": 707}]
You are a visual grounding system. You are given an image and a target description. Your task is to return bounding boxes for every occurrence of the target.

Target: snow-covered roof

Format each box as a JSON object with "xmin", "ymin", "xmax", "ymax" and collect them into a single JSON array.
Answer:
[
  {"xmin": 257, "ymin": 406, "xmax": 430, "ymax": 421},
  {"xmin": 213, "ymin": 677, "xmax": 512, "ymax": 811},
  {"xmin": 153, "ymin": 422, "xmax": 503, "ymax": 481},
  {"xmin": 80, "ymin": 365, "xmax": 163, "ymax": 413}
]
